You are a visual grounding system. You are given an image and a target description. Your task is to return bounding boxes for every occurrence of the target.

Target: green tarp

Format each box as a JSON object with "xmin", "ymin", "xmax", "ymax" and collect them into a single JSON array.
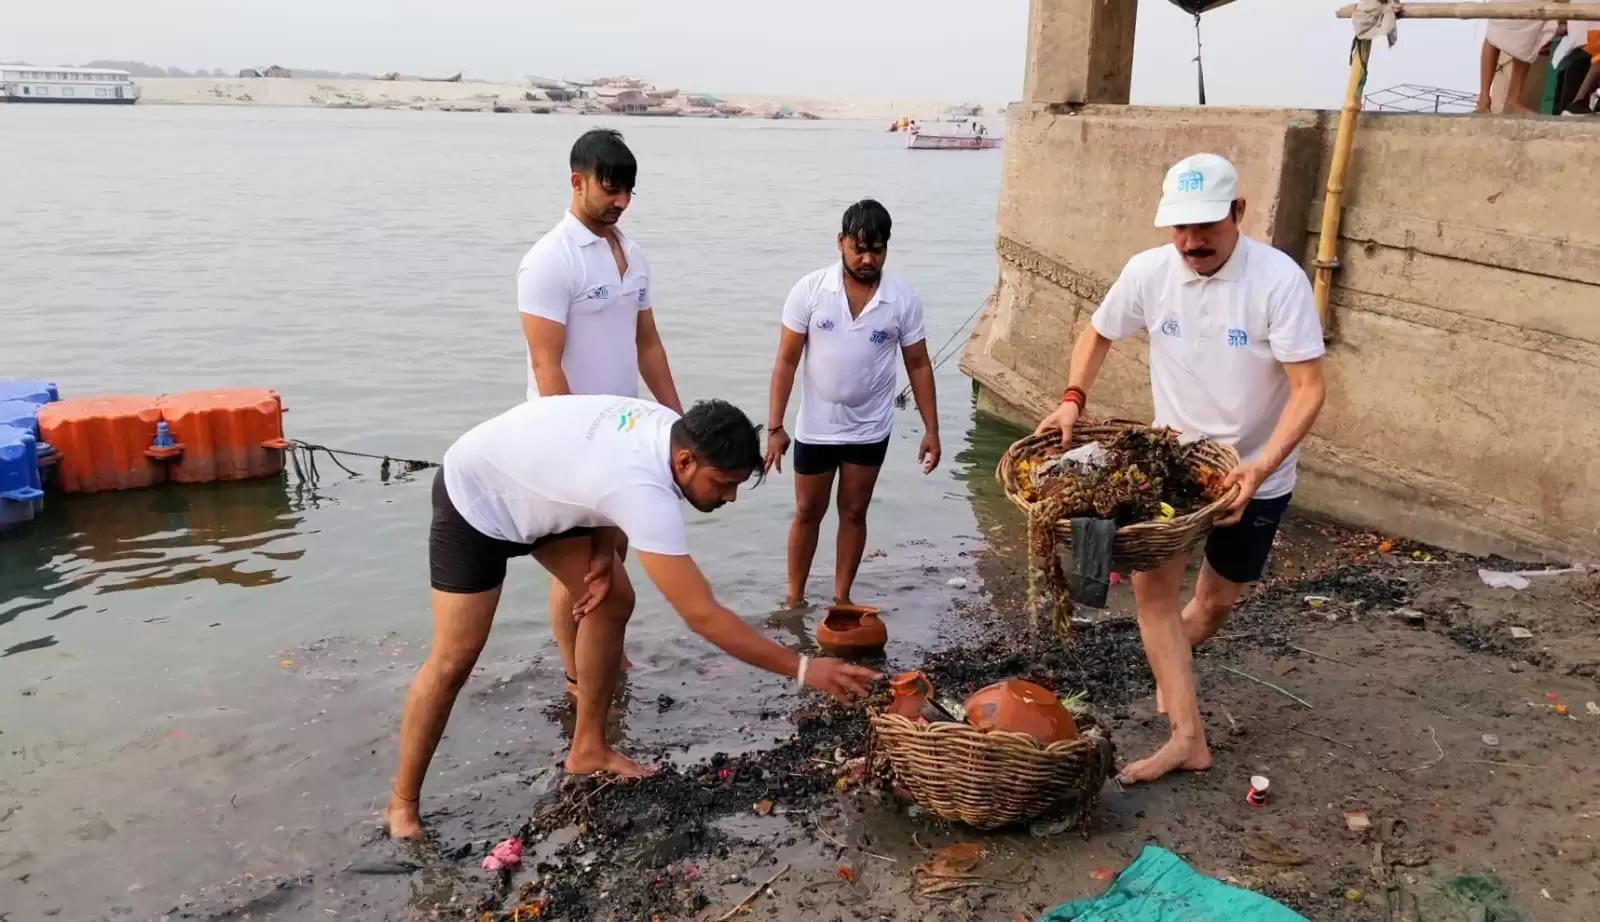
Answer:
[{"xmin": 1041, "ymin": 846, "xmax": 1309, "ymax": 922}]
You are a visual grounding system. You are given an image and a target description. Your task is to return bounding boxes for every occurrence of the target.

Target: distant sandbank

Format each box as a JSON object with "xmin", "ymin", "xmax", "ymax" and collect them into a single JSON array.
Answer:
[{"xmin": 133, "ymin": 77, "xmax": 1003, "ymax": 122}]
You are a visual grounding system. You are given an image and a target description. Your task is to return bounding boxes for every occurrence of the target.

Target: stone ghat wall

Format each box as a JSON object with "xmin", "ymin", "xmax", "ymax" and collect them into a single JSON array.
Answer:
[{"xmin": 961, "ymin": 103, "xmax": 1600, "ymax": 561}]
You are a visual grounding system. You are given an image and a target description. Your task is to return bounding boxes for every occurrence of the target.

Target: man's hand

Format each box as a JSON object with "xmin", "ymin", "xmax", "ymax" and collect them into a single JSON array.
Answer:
[
  {"xmin": 918, "ymin": 432, "xmax": 942, "ymax": 474},
  {"xmin": 764, "ymin": 428, "xmax": 792, "ymax": 473},
  {"xmin": 1213, "ymin": 461, "xmax": 1270, "ymax": 527},
  {"xmin": 1034, "ymin": 400, "xmax": 1082, "ymax": 449},
  {"xmin": 572, "ymin": 548, "xmax": 615, "ymax": 619},
  {"xmin": 803, "ymin": 658, "xmax": 880, "ymax": 704}
]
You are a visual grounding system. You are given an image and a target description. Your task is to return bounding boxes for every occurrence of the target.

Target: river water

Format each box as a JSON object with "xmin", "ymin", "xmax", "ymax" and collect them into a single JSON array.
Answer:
[{"xmin": 0, "ymin": 105, "xmax": 1025, "ymax": 920}]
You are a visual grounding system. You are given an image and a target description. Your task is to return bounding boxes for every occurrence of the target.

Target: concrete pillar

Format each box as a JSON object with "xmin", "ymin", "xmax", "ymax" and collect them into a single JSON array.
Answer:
[{"xmin": 1023, "ymin": 0, "xmax": 1138, "ymax": 105}]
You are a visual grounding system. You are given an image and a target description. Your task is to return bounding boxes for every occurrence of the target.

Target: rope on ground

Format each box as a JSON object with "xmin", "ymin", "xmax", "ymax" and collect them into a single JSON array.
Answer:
[
  {"xmin": 895, "ymin": 302, "xmax": 984, "ymax": 409},
  {"xmin": 287, "ymin": 439, "xmax": 438, "ymax": 487}
]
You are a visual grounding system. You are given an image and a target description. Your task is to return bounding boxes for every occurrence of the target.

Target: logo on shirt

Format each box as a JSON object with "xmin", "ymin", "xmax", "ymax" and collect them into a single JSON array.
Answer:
[
  {"xmin": 1160, "ymin": 318, "xmax": 1181, "ymax": 337},
  {"xmin": 637, "ymin": 287, "xmax": 648, "ymax": 305},
  {"xmin": 816, "ymin": 318, "xmax": 835, "ymax": 332},
  {"xmin": 1227, "ymin": 328, "xmax": 1249, "ymax": 347},
  {"xmin": 617, "ymin": 409, "xmax": 639, "ymax": 432},
  {"xmin": 868, "ymin": 329, "xmax": 891, "ymax": 345},
  {"xmin": 585, "ymin": 285, "xmax": 611, "ymax": 301},
  {"xmin": 1177, "ymin": 170, "xmax": 1205, "ymax": 192}
]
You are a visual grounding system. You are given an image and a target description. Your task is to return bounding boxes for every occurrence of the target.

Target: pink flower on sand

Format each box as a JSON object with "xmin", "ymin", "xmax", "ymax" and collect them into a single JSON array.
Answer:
[{"xmin": 481, "ymin": 836, "xmax": 522, "ymax": 871}]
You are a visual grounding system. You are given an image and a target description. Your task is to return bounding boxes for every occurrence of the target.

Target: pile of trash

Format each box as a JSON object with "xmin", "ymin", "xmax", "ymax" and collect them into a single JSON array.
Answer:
[{"xmin": 1015, "ymin": 428, "xmax": 1228, "ymax": 526}]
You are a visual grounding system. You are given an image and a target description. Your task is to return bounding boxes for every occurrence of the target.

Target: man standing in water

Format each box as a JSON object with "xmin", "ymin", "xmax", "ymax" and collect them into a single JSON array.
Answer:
[
  {"xmin": 763, "ymin": 199, "xmax": 940, "ymax": 608},
  {"xmin": 519, "ymin": 128, "xmax": 683, "ymax": 694},
  {"xmin": 386, "ymin": 396, "xmax": 878, "ymax": 838},
  {"xmin": 1034, "ymin": 154, "xmax": 1325, "ymax": 784}
]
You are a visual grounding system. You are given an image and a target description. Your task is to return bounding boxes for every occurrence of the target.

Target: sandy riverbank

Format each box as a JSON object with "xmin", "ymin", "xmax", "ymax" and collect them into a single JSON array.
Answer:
[{"xmin": 135, "ymin": 77, "xmax": 1002, "ymax": 121}]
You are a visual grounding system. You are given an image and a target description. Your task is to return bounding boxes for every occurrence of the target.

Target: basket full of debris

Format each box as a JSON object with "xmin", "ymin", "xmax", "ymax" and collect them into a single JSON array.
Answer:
[{"xmin": 996, "ymin": 419, "xmax": 1240, "ymax": 574}]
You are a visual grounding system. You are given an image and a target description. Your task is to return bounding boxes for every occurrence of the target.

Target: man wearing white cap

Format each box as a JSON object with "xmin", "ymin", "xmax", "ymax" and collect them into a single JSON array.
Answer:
[{"xmin": 1035, "ymin": 153, "xmax": 1326, "ymax": 784}]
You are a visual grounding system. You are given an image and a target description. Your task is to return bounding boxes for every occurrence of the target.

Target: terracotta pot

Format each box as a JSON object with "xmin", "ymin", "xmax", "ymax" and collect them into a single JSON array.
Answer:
[
  {"xmin": 887, "ymin": 671, "xmax": 934, "ymax": 720},
  {"xmin": 816, "ymin": 604, "xmax": 887, "ymax": 657},
  {"xmin": 963, "ymin": 678, "xmax": 1078, "ymax": 745}
]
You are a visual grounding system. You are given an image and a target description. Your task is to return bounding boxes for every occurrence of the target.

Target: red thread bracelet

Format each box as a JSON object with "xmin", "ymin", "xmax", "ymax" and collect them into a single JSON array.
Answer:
[{"xmin": 1061, "ymin": 386, "xmax": 1087, "ymax": 409}]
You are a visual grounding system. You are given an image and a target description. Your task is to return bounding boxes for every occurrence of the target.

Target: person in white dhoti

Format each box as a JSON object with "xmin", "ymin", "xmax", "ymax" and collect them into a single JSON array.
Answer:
[{"xmin": 1477, "ymin": 16, "xmax": 1560, "ymax": 114}]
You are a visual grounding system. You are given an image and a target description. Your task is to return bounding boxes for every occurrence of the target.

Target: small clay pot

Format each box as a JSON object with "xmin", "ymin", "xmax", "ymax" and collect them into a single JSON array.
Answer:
[
  {"xmin": 887, "ymin": 671, "xmax": 937, "ymax": 721},
  {"xmin": 963, "ymin": 678, "xmax": 1078, "ymax": 745},
  {"xmin": 816, "ymin": 604, "xmax": 887, "ymax": 657}
]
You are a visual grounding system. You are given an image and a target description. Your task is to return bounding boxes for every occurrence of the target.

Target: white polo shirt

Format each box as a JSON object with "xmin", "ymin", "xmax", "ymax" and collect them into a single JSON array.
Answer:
[
  {"xmin": 517, "ymin": 212, "xmax": 652, "ymax": 402},
  {"xmin": 780, "ymin": 262, "xmax": 927, "ymax": 444},
  {"xmin": 442, "ymin": 395, "xmax": 689, "ymax": 556},
  {"xmin": 1091, "ymin": 236, "xmax": 1325, "ymax": 500}
]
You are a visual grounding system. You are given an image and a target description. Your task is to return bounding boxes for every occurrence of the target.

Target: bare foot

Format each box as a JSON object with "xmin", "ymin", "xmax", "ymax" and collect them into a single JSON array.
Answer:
[
  {"xmin": 1116, "ymin": 734, "xmax": 1212, "ymax": 784},
  {"xmin": 384, "ymin": 795, "xmax": 423, "ymax": 839},
  {"xmin": 565, "ymin": 746, "xmax": 655, "ymax": 778},
  {"xmin": 783, "ymin": 596, "xmax": 808, "ymax": 610}
]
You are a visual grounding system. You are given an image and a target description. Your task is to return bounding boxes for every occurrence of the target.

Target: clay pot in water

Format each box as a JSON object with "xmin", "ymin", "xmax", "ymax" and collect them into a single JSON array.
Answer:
[
  {"xmin": 963, "ymin": 678, "xmax": 1078, "ymax": 745},
  {"xmin": 816, "ymin": 604, "xmax": 887, "ymax": 657}
]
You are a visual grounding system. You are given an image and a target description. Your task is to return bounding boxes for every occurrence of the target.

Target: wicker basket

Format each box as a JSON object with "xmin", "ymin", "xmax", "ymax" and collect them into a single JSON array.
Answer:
[
  {"xmin": 995, "ymin": 419, "xmax": 1241, "ymax": 573},
  {"xmin": 870, "ymin": 711, "xmax": 1115, "ymax": 831}
]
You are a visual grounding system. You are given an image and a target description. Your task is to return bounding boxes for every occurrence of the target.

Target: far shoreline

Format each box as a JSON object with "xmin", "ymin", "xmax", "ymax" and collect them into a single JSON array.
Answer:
[{"xmin": 129, "ymin": 76, "xmax": 1006, "ymax": 123}]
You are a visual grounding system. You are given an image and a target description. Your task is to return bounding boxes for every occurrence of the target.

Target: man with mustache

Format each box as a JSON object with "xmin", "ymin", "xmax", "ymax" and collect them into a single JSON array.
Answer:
[
  {"xmin": 518, "ymin": 129, "xmax": 684, "ymax": 699},
  {"xmin": 1034, "ymin": 154, "xmax": 1326, "ymax": 784},
  {"xmin": 763, "ymin": 199, "xmax": 941, "ymax": 608},
  {"xmin": 386, "ymin": 396, "xmax": 879, "ymax": 838}
]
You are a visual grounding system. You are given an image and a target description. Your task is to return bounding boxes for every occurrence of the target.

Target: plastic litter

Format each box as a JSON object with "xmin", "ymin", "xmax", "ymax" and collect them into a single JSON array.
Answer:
[
  {"xmin": 1343, "ymin": 811, "xmax": 1370, "ymax": 833},
  {"xmin": 1246, "ymin": 775, "xmax": 1270, "ymax": 807},
  {"xmin": 1587, "ymin": 701, "xmax": 1600, "ymax": 717},
  {"xmin": 1509, "ymin": 627, "xmax": 1534, "ymax": 639},
  {"xmin": 481, "ymin": 836, "xmax": 522, "ymax": 871},
  {"xmin": 1479, "ymin": 570, "xmax": 1530, "ymax": 590},
  {"xmin": 1479, "ymin": 566, "xmax": 1588, "ymax": 589},
  {"xmin": 946, "ymin": 576, "xmax": 968, "ymax": 589},
  {"xmin": 1481, "ymin": 733, "xmax": 1499, "ymax": 747}
]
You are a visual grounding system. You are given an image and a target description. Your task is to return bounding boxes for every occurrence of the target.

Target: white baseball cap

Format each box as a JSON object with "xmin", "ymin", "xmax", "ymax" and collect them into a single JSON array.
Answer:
[{"xmin": 1154, "ymin": 153, "xmax": 1240, "ymax": 228}]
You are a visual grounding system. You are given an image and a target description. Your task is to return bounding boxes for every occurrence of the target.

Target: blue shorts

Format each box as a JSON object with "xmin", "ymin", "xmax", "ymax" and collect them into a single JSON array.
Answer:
[
  {"xmin": 792, "ymin": 436, "xmax": 891, "ymax": 476},
  {"xmin": 1204, "ymin": 492, "xmax": 1292, "ymax": 584}
]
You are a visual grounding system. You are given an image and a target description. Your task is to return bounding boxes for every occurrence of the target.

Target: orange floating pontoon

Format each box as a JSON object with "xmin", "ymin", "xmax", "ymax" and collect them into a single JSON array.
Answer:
[
  {"xmin": 37, "ymin": 395, "xmax": 164, "ymax": 493},
  {"xmin": 157, "ymin": 388, "xmax": 290, "ymax": 484}
]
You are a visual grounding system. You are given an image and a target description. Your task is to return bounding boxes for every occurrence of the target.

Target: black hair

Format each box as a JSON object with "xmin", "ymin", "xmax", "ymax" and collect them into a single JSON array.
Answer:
[
  {"xmin": 840, "ymin": 199, "xmax": 892, "ymax": 249},
  {"xmin": 671, "ymin": 400, "xmax": 765, "ymax": 483},
  {"xmin": 569, "ymin": 129, "xmax": 637, "ymax": 191}
]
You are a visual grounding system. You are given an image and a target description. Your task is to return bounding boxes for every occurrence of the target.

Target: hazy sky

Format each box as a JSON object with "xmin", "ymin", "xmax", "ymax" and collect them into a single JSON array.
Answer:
[{"xmin": 7, "ymin": 0, "xmax": 1482, "ymax": 106}]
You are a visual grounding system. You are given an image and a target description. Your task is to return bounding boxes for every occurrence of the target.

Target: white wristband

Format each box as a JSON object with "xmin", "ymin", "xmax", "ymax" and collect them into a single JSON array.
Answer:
[{"xmin": 795, "ymin": 655, "xmax": 810, "ymax": 690}]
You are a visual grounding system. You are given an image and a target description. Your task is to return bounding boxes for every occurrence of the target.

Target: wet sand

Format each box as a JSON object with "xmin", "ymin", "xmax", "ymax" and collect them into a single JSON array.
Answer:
[{"xmin": 62, "ymin": 511, "xmax": 1595, "ymax": 922}]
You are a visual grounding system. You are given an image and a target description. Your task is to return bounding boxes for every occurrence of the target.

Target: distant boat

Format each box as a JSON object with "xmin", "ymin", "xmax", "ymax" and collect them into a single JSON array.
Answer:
[
  {"xmin": 905, "ymin": 119, "xmax": 1001, "ymax": 150},
  {"xmin": 0, "ymin": 66, "xmax": 139, "ymax": 104}
]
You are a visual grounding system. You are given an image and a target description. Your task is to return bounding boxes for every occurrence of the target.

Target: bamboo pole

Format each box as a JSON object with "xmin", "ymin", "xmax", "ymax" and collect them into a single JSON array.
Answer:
[
  {"xmin": 1336, "ymin": 1, "xmax": 1592, "ymax": 20},
  {"xmin": 1311, "ymin": 38, "xmax": 1370, "ymax": 332}
]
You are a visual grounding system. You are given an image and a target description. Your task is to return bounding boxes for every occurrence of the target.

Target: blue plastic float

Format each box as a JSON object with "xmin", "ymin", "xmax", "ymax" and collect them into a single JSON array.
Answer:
[
  {"xmin": 0, "ymin": 379, "xmax": 59, "ymax": 405},
  {"xmin": 0, "ymin": 424, "xmax": 46, "ymax": 532}
]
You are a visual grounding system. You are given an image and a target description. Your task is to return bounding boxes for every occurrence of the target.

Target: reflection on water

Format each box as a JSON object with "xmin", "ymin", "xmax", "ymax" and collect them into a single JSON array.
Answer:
[{"xmin": 0, "ymin": 475, "xmax": 304, "ymax": 641}]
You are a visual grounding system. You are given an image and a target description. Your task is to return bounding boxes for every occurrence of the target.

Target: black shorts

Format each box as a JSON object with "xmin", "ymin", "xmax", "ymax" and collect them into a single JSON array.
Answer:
[
  {"xmin": 792, "ymin": 437, "xmax": 891, "ymax": 476},
  {"xmin": 1203, "ymin": 492, "xmax": 1292, "ymax": 584},
  {"xmin": 428, "ymin": 469, "xmax": 593, "ymax": 594}
]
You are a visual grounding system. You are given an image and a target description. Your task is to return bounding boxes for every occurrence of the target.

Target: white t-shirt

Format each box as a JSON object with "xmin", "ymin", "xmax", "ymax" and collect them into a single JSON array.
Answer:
[
  {"xmin": 441, "ymin": 395, "xmax": 690, "ymax": 556},
  {"xmin": 517, "ymin": 212, "xmax": 652, "ymax": 402},
  {"xmin": 780, "ymin": 262, "xmax": 928, "ymax": 444},
  {"xmin": 1091, "ymin": 236, "xmax": 1325, "ymax": 500}
]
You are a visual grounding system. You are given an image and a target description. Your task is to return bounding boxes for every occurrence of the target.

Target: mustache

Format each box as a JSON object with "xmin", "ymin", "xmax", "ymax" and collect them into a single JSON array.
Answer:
[{"xmin": 1182, "ymin": 247, "xmax": 1215, "ymax": 259}]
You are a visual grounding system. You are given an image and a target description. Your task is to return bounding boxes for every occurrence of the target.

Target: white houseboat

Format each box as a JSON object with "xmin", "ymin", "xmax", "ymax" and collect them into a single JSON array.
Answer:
[
  {"xmin": 1, "ymin": 66, "xmax": 140, "ymax": 104},
  {"xmin": 905, "ymin": 118, "xmax": 1001, "ymax": 150}
]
